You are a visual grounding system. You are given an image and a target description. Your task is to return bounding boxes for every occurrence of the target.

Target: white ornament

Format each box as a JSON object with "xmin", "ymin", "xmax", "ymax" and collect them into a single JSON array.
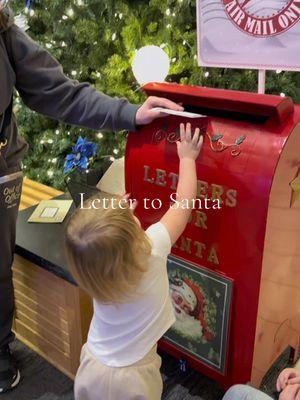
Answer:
[{"xmin": 132, "ymin": 45, "xmax": 170, "ymax": 86}]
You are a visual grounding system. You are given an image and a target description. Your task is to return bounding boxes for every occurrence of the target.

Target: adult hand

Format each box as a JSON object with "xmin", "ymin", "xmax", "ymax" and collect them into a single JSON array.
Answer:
[
  {"xmin": 279, "ymin": 384, "xmax": 300, "ymax": 400},
  {"xmin": 135, "ymin": 96, "xmax": 183, "ymax": 126},
  {"xmin": 277, "ymin": 369, "xmax": 300, "ymax": 392}
]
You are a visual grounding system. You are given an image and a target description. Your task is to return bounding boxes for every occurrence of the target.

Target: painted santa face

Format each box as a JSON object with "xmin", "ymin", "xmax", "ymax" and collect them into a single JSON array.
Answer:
[{"xmin": 171, "ymin": 290, "xmax": 194, "ymax": 315}]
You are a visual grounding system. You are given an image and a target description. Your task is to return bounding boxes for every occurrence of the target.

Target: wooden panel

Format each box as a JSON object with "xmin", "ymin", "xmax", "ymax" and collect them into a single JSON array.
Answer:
[
  {"xmin": 15, "ymin": 298, "xmax": 69, "ymax": 338},
  {"xmin": 15, "ymin": 310, "xmax": 71, "ymax": 354},
  {"xmin": 15, "ymin": 319, "xmax": 71, "ymax": 373},
  {"xmin": 19, "ymin": 178, "xmax": 62, "ymax": 210},
  {"xmin": 251, "ymin": 123, "xmax": 300, "ymax": 387},
  {"xmin": 12, "ymin": 257, "xmax": 91, "ymax": 377},
  {"xmin": 14, "ymin": 287, "xmax": 68, "ymax": 324},
  {"xmin": 14, "ymin": 179, "xmax": 93, "ymax": 378}
]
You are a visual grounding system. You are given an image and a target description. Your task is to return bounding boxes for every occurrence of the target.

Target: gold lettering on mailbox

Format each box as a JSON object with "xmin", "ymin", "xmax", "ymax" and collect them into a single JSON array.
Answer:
[
  {"xmin": 211, "ymin": 184, "xmax": 224, "ymax": 204},
  {"xmin": 208, "ymin": 247, "xmax": 220, "ymax": 265},
  {"xmin": 143, "ymin": 166, "xmax": 154, "ymax": 184},
  {"xmin": 155, "ymin": 169, "xmax": 167, "ymax": 187},
  {"xmin": 168, "ymin": 172, "xmax": 179, "ymax": 191},
  {"xmin": 194, "ymin": 241, "xmax": 206, "ymax": 258},
  {"xmin": 197, "ymin": 180, "xmax": 209, "ymax": 198},
  {"xmin": 180, "ymin": 237, "xmax": 192, "ymax": 254},
  {"xmin": 226, "ymin": 189, "xmax": 238, "ymax": 208},
  {"xmin": 195, "ymin": 211, "xmax": 208, "ymax": 230}
]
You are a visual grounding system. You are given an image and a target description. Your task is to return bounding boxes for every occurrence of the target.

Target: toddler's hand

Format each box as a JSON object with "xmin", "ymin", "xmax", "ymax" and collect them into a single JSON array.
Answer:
[
  {"xmin": 277, "ymin": 369, "xmax": 300, "ymax": 392},
  {"xmin": 177, "ymin": 123, "xmax": 203, "ymax": 161}
]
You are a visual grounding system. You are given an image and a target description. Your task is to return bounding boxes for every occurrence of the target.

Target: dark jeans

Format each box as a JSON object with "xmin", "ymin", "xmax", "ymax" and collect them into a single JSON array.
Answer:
[{"xmin": 0, "ymin": 168, "xmax": 23, "ymax": 349}]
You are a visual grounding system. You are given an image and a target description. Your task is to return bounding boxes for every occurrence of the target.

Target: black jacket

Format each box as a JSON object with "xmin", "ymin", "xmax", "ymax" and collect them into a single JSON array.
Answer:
[{"xmin": 0, "ymin": 7, "xmax": 139, "ymax": 171}]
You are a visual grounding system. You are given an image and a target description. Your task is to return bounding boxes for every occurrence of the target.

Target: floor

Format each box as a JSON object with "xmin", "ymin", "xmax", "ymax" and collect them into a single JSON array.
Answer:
[{"xmin": 1, "ymin": 340, "xmax": 292, "ymax": 400}]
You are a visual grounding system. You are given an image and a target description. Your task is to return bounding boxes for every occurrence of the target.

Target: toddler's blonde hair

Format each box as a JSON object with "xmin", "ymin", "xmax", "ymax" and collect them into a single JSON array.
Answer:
[{"xmin": 65, "ymin": 196, "xmax": 152, "ymax": 303}]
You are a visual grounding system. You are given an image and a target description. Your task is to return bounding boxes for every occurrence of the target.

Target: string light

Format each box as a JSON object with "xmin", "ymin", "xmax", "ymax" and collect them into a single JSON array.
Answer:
[
  {"xmin": 55, "ymin": 129, "xmax": 60, "ymax": 135},
  {"xmin": 52, "ymin": 158, "xmax": 57, "ymax": 163},
  {"xmin": 97, "ymin": 132, "xmax": 103, "ymax": 139},
  {"xmin": 67, "ymin": 8, "xmax": 74, "ymax": 17},
  {"xmin": 29, "ymin": 9, "xmax": 34, "ymax": 17},
  {"xmin": 113, "ymin": 149, "xmax": 119, "ymax": 154},
  {"xmin": 276, "ymin": 69, "xmax": 282, "ymax": 74},
  {"xmin": 47, "ymin": 170, "xmax": 54, "ymax": 177},
  {"xmin": 71, "ymin": 70, "xmax": 77, "ymax": 76},
  {"xmin": 112, "ymin": 33, "xmax": 117, "ymax": 41},
  {"xmin": 204, "ymin": 71, "xmax": 210, "ymax": 78},
  {"xmin": 280, "ymin": 92, "xmax": 286, "ymax": 97},
  {"xmin": 62, "ymin": 15, "xmax": 68, "ymax": 20},
  {"xmin": 48, "ymin": 139, "xmax": 54, "ymax": 144},
  {"xmin": 166, "ymin": 9, "xmax": 171, "ymax": 16}
]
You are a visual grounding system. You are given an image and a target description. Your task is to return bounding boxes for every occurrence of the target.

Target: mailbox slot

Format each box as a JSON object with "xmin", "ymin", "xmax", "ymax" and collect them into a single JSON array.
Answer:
[
  {"xmin": 143, "ymin": 83, "xmax": 294, "ymax": 126},
  {"xmin": 184, "ymin": 104, "xmax": 268, "ymax": 124}
]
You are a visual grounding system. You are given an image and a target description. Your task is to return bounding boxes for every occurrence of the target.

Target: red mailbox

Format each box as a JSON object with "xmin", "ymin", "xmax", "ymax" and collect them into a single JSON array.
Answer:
[{"xmin": 125, "ymin": 83, "xmax": 300, "ymax": 389}]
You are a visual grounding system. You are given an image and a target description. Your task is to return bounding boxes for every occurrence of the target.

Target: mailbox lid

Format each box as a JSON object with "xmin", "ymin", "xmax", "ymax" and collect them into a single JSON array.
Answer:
[{"xmin": 144, "ymin": 83, "xmax": 294, "ymax": 125}]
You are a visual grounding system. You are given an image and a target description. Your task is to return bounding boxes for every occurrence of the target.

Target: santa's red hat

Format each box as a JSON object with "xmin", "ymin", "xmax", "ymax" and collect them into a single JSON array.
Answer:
[{"xmin": 183, "ymin": 278, "xmax": 215, "ymax": 341}]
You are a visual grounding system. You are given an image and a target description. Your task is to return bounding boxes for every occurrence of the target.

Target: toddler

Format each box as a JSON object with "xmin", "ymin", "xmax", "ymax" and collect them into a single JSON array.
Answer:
[{"xmin": 65, "ymin": 123, "xmax": 203, "ymax": 400}]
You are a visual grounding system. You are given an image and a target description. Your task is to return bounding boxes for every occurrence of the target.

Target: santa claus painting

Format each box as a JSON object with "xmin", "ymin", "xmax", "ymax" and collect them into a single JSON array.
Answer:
[
  {"xmin": 165, "ymin": 256, "xmax": 233, "ymax": 373},
  {"xmin": 169, "ymin": 276, "xmax": 215, "ymax": 342}
]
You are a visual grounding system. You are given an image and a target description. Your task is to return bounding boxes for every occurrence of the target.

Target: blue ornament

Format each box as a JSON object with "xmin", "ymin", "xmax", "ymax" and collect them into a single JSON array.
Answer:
[{"xmin": 64, "ymin": 136, "xmax": 98, "ymax": 174}]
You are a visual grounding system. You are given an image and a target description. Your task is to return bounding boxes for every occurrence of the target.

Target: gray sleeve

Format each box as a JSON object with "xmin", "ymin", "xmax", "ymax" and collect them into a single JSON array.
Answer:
[{"xmin": 8, "ymin": 25, "xmax": 140, "ymax": 132}]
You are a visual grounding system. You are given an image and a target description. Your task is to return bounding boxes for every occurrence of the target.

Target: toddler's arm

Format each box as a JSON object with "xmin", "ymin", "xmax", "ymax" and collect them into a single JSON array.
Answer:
[{"xmin": 160, "ymin": 123, "xmax": 203, "ymax": 245}]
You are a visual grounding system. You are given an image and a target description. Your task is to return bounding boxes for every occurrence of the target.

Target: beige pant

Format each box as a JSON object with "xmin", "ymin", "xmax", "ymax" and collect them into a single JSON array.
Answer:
[{"xmin": 74, "ymin": 344, "xmax": 163, "ymax": 400}]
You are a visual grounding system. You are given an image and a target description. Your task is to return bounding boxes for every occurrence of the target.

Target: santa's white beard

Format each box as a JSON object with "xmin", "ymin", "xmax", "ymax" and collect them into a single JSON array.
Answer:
[
  {"xmin": 172, "ymin": 312, "xmax": 204, "ymax": 341},
  {"xmin": 238, "ymin": 0, "xmax": 289, "ymax": 16}
]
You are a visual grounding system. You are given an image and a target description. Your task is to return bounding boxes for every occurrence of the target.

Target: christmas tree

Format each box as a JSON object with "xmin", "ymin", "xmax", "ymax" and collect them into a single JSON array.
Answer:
[{"xmin": 11, "ymin": 0, "xmax": 300, "ymax": 190}]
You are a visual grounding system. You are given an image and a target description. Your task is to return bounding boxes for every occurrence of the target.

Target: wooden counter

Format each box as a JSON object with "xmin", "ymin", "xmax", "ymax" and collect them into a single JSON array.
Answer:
[{"xmin": 13, "ymin": 178, "xmax": 93, "ymax": 379}]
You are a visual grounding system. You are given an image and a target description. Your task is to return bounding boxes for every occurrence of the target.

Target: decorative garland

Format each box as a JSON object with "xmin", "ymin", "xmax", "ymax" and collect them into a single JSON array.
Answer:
[{"xmin": 152, "ymin": 122, "xmax": 247, "ymax": 157}]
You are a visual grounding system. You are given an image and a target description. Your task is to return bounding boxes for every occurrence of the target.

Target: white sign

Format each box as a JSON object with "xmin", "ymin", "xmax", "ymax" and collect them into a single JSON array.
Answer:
[{"xmin": 197, "ymin": 0, "xmax": 300, "ymax": 71}]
